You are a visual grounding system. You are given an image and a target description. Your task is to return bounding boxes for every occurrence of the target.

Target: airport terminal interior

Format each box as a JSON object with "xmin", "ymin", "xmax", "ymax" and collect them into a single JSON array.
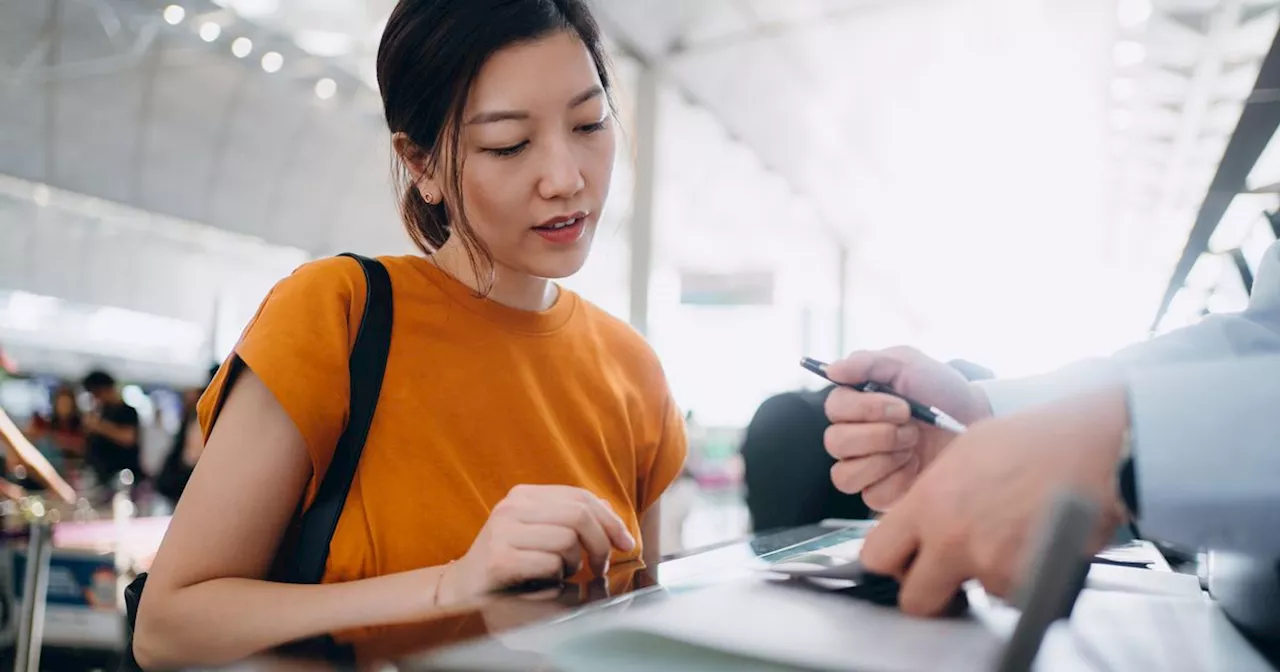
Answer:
[{"xmin": 0, "ymin": 0, "xmax": 1278, "ymax": 669}]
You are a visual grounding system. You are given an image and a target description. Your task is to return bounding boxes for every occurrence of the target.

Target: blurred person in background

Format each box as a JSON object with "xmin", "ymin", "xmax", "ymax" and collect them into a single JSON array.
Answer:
[
  {"xmin": 822, "ymin": 241, "xmax": 1280, "ymax": 617},
  {"xmin": 155, "ymin": 366, "xmax": 218, "ymax": 506},
  {"xmin": 24, "ymin": 383, "xmax": 85, "ymax": 477},
  {"xmin": 742, "ymin": 386, "xmax": 871, "ymax": 531},
  {"xmin": 133, "ymin": 1, "xmax": 687, "ymax": 668},
  {"xmin": 81, "ymin": 370, "xmax": 142, "ymax": 490}
]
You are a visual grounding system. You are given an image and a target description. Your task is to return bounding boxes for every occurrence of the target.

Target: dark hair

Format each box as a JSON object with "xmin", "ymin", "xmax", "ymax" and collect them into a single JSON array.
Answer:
[
  {"xmin": 376, "ymin": 0, "xmax": 614, "ymax": 291},
  {"xmin": 49, "ymin": 384, "xmax": 82, "ymax": 432},
  {"xmin": 81, "ymin": 370, "xmax": 116, "ymax": 393}
]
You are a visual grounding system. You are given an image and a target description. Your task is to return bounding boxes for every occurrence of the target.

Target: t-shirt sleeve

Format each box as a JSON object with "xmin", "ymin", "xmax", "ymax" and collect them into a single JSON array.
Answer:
[
  {"xmin": 637, "ymin": 391, "xmax": 688, "ymax": 514},
  {"xmin": 196, "ymin": 257, "xmax": 367, "ymax": 504}
]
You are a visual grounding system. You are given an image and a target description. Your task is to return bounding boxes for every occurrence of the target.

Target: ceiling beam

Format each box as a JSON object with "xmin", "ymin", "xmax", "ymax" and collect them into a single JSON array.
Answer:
[
  {"xmin": 1151, "ymin": 23, "xmax": 1280, "ymax": 330},
  {"xmin": 667, "ymin": 0, "xmax": 927, "ymax": 59}
]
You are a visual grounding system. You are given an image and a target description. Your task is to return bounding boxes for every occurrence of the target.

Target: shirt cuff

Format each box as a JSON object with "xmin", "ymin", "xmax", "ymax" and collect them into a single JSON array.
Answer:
[{"xmin": 976, "ymin": 358, "xmax": 1123, "ymax": 418}]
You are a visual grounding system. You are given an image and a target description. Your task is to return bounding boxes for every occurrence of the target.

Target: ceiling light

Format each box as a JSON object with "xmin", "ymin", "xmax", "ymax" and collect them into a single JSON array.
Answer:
[
  {"xmin": 1118, "ymin": 0, "xmax": 1153, "ymax": 28},
  {"xmin": 231, "ymin": 37, "xmax": 253, "ymax": 58},
  {"xmin": 295, "ymin": 30, "xmax": 353, "ymax": 58},
  {"xmin": 261, "ymin": 51, "xmax": 283, "ymax": 73},
  {"xmin": 314, "ymin": 77, "xmax": 337, "ymax": 100},
  {"xmin": 1110, "ymin": 109, "xmax": 1135, "ymax": 131},
  {"xmin": 163, "ymin": 5, "xmax": 186, "ymax": 25},
  {"xmin": 222, "ymin": 0, "xmax": 280, "ymax": 19},
  {"xmin": 1111, "ymin": 78, "xmax": 1136, "ymax": 100},
  {"xmin": 1114, "ymin": 41, "xmax": 1147, "ymax": 67},
  {"xmin": 199, "ymin": 22, "xmax": 221, "ymax": 42}
]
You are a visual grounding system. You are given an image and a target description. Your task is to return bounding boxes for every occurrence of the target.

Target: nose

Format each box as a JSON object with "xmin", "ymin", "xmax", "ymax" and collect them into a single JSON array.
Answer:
[{"xmin": 537, "ymin": 135, "xmax": 585, "ymax": 202}]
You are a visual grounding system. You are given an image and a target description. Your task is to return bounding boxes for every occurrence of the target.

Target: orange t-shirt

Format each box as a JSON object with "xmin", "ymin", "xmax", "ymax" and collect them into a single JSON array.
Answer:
[{"xmin": 197, "ymin": 255, "xmax": 687, "ymax": 585}]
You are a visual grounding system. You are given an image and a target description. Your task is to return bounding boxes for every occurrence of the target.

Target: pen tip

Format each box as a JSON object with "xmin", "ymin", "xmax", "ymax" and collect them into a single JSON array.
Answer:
[{"xmin": 799, "ymin": 357, "xmax": 828, "ymax": 376}]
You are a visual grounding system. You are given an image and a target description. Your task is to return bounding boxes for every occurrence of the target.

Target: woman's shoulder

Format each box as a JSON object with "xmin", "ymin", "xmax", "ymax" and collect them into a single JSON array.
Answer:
[
  {"xmin": 570, "ymin": 295, "xmax": 669, "ymax": 387},
  {"xmin": 274, "ymin": 256, "xmax": 370, "ymax": 300},
  {"xmin": 259, "ymin": 255, "xmax": 423, "ymax": 325}
]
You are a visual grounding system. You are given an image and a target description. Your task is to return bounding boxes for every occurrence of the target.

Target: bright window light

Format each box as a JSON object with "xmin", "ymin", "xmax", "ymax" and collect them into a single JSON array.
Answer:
[
  {"xmin": 1111, "ymin": 78, "xmax": 1136, "ymax": 101},
  {"xmin": 231, "ymin": 37, "xmax": 253, "ymax": 58},
  {"xmin": 261, "ymin": 51, "xmax": 283, "ymax": 73},
  {"xmin": 1114, "ymin": 41, "xmax": 1146, "ymax": 67},
  {"xmin": 218, "ymin": 0, "xmax": 279, "ymax": 20},
  {"xmin": 1110, "ymin": 109, "xmax": 1135, "ymax": 131},
  {"xmin": 199, "ymin": 22, "xmax": 221, "ymax": 42},
  {"xmin": 163, "ymin": 5, "xmax": 186, "ymax": 25},
  {"xmin": 314, "ymin": 77, "xmax": 337, "ymax": 100},
  {"xmin": 1117, "ymin": 0, "xmax": 1153, "ymax": 28},
  {"xmin": 295, "ymin": 30, "xmax": 353, "ymax": 57}
]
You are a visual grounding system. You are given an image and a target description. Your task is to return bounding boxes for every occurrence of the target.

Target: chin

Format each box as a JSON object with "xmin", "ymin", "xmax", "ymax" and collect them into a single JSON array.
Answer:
[{"xmin": 526, "ymin": 250, "xmax": 590, "ymax": 280}]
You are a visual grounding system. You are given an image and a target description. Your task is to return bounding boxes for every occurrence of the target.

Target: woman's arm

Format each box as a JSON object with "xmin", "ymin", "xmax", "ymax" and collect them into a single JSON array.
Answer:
[
  {"xmin": 132, "ymin": 367, "xmax": 451, "ymax": 670},
  {"xmin": 641, "ymin": 500, "xmax": 662, "ymax": 568},
  {"xmin": 179, "ymin": 416, "xmax": 204, "ymax": 466}
]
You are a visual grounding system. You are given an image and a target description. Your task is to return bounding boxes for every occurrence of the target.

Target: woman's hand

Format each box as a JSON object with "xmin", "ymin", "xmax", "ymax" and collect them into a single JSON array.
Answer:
[
  {"xmin": 440, "ymin": 485, "xmax": 636, "ymax": 603},
  {"xmin": 440, "ymin": 483, "xmax": 634, "ymax": 599}
]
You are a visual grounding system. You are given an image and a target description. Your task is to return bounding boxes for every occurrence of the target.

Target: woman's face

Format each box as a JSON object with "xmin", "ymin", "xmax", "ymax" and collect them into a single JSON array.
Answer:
[
  {"xmin": 447, "ymin": 31, "xmax": 616, "ymax": 280},
  {"xmin": 54, "ymin": 392, "xmax": 76, "ymax": 419}
]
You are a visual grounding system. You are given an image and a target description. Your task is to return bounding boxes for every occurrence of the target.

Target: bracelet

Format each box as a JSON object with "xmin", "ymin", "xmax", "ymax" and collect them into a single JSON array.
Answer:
[{"xmin": 432, "ymin": 560, "xmax": 455, "ymax": 607}]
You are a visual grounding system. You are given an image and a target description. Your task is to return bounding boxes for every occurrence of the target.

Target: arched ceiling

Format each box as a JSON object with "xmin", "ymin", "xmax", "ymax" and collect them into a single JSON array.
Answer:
[
  {"xmin": 3, "ymin": 0, "xmax": 1278, "ymax": 373},
  {"xmin": 0, "ymin": 0, "xmax": 407, "ymax": 258}
]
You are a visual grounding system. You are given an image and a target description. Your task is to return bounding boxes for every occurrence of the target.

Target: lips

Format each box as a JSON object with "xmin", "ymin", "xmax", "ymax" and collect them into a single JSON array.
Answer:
[
  {"xmin": 534, "ymin": 211, "xmax": 588, "ymax": 231},
  {"xmin": 532, "ymin": 212, "xmax": 589, "ymax": 245}
]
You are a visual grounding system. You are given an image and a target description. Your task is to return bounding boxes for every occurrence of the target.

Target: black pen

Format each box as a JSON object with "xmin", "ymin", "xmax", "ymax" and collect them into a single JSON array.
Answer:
[{"xmin": 800, "ymin": 357, "xmax": 967, "ymax": 434}]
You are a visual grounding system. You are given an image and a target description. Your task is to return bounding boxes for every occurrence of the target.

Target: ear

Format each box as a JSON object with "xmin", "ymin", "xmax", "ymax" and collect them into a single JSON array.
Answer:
[{"xmin": 392, "ymin": 132, "xmax": 442, "ymax": 203}]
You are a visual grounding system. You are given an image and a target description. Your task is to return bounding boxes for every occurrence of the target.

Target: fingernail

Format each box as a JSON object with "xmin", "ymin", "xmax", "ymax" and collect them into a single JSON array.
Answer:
[
  {"xmin": 885, "ymin": 403, "xmax": 910, "ymax": 422},
  {"xmin": 623, "ymin": 531, "xmax": 636, "ymax": 551},
  {"xmin": 896, "ymin": 425, "xmax": 919, "ymax": 447}
]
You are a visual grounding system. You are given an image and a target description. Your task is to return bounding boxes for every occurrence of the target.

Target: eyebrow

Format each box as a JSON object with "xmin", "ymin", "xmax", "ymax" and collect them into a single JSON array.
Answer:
[{"xmin": 466, "ymin": 86, "xmax": 605, "ymax": 125}]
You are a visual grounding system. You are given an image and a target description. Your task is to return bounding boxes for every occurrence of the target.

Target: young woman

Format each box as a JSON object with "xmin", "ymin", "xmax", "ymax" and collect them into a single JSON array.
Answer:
[
  {"xmin": 24, "ymin": 384, "xmax": 85, "ymax": 476},
  {"xmin": 132, "ymin": 1, "xmax": 687, "ymax": 668}
]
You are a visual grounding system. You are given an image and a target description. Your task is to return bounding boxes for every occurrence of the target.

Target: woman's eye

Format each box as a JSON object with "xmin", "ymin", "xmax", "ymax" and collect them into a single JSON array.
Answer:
[
  {"xmin": 484, "ymin": 141, "xmax": 528, "ymax": 158},
  {"xmin": 577, "ymin": 119, "xmax": 609, "ymax": 134}
]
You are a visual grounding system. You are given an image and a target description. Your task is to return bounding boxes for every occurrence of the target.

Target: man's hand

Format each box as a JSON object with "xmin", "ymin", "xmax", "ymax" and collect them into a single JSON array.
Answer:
[
  {"xmin": 857, "ymin": 386, "xmax": 1130, "ymax": 617},
  {"xmin": 823, "ymin": 347, "xmax": 993, "ymax": 510}
]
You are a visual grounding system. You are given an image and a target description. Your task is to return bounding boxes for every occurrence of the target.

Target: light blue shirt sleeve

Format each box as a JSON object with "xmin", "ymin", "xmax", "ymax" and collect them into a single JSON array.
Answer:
[
  {"xmin": 1126, "ymin": 356, "xmax": 1280, "ymax": 556},
  {"xmin": 980, "ymin": 242, "xmax": 1280, "ymax": 416},
  {"xmin": 977, "ymin": 241, "xmax": 1280, "ymax": 554}
]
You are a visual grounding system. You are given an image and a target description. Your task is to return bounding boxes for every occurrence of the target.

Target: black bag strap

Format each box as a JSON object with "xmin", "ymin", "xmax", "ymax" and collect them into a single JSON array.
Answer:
[{"xmin": 282, "ymin": 252, "xmax": 394, "ymax": 585}]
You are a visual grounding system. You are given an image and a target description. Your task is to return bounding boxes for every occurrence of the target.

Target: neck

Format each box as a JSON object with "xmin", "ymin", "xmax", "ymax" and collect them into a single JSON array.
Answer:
[{"xmin": 430, "ymin": 238, "xmax": 558, "ymax": 312}]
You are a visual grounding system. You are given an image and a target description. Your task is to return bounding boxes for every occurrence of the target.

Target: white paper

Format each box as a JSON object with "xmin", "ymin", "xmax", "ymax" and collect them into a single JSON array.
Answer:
[
  {"xmin": 1036, "ymin": 589, "xmax": 1276, "ymax": 672},
  {"xmin": 547, "ymin": 579, "xmax": 1004, "ymax": 672},
  {"xmin": 1085, "ymin": 563, "xmax": 1204, "ymax": 599}
]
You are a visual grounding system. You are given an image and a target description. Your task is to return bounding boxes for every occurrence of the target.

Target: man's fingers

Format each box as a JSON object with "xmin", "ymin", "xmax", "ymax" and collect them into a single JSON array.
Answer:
[
  {"xmin": 858, "ymin": 509, "xmax": 920, "ymax": 579},
  {"xmin": 825, "ymin": 389, "xmax": 911, "ymax": 424},
  {"xmin": 830, "ymin": 452, "xmax": 913, "ymax": 495},
  {"xmin": 824, "ymin": 422, "xmax": 919, "ymax": 460},
  {"xmin": 861, "ymin": 453, "xmax": 921, "ymax": 511},
  {"xmin": 826, "ymin": 351, "xmax": 908, "ymax": 388},
  {"xmin": 896, "ymin": 547, "xmax": 970, "ymax": 617}
]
